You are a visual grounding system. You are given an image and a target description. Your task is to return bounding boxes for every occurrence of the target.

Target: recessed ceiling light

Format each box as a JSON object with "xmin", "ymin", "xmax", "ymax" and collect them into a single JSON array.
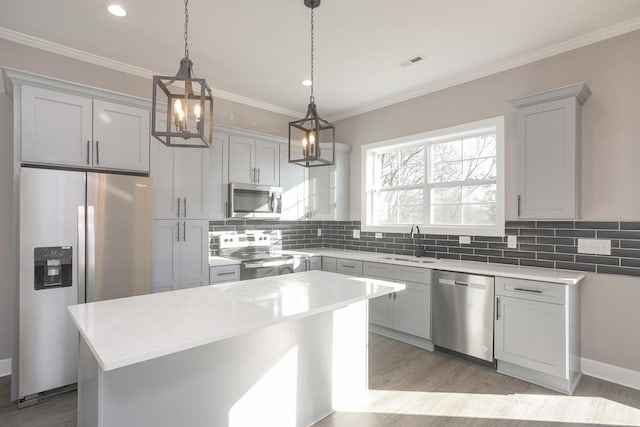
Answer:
[
  {"xmin": 301, "ymin": 79, "xmax": 312, "ymax": 86},
  {"xmin": 107, "ymin": 4, "xmax": 127, "ymax": 17}
]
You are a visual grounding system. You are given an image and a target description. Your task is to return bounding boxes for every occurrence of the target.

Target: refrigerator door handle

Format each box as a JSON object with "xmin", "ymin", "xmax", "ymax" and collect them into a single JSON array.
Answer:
[
  {"xmin": 86, "ymin": 206, "xmax": 96, "ymax": 303},
  {"xmin": 78, "ymin": 206, "xmax": 86, "ymax": 304}
]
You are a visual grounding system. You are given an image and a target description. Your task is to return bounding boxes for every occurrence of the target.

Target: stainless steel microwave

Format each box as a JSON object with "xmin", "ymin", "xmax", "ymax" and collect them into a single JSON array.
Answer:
[{"xmin": 228, "ymin": 183, "xmax": 283, "ymax": 219}]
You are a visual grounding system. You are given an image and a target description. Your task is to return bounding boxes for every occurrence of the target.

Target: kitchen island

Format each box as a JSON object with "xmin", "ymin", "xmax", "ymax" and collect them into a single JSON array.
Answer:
[{"xmin": 68, "ymin": 271, "xmax": 403, "ymax": 427}]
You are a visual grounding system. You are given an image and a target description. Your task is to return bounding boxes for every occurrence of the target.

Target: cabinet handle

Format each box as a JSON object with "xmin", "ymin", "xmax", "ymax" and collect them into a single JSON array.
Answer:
[
  {"xmin": 183, "ymin": 198, "xmax": 187, "ymax": 218},
  {"xmin": 96, "ymin": 140, "xmax": 100, "ymax": 165},
  {"xmin": 517, "ymin": 194, "xmax": 521, "ymax": 217},
  {"xmin": 342, "ymin": 264, "xmax": 355, "ymax": 268},
  {"xmin": 496, "ymin": 297, "xmax": 501, "ymax": 320},
  {"xmin": 257, "ymin": 168, "xmax": 260, "ymax": 183},
  {"xmin": 217, "ymin": 271, "xmax": 236, "ymax": 276},
  {"xmin": 514, "ymin": 287, "xmax": 543, "ymax": 294},
  {"xmin": 177, "ymin": 198, "xmax": 181, "ymax": 217},
  {"xmin": 393, "ymin": 292, "xmax": 396, "ymax": 300},
  {"xmin": 224, "ymin": 202, "xmax": 229, "ymax": 218},
  {"xmin": 176, "ymin": 221, "xmax": 180, "ymax": 242},
  {"xmin": 183, "ymin": 221, "xmax": 186, "ymax": 242},
  {"xmin": 388, "ymin": 294, "xmax": 392, "ymax": 299},
  {"xmin": 86, "ymin": 140, "xmax": 90, "ymax": 164}
]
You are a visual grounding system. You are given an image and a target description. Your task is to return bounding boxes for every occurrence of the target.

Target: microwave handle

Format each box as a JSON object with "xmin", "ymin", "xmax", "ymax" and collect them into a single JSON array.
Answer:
[{"xmin": 270, "ymin": 193, "xmax": 275, "ymax": 212}]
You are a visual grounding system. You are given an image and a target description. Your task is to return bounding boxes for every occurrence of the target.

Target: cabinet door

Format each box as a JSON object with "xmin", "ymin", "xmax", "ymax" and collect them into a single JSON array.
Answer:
[
  {"xmin": 254, "ymin": 140, "xmax": 280, "ymax": 186},
  {"xmin": 334, "ymin": 150, "xmax": 350, "ymax": 221},
  {"xmin": 153, "ymin": 220, "xmax": 181, "ymax": 292},
  {"xmin": 369, "ymin": 295, "xmax": 394, "ymax": 329},
  {"xmin": 308, "ymin": 165, "xmax": 334, "ymax": 220},
  {"xmin": 21, "ymin": 85, "xmax": 92, "ymax": 167},
  {"xmin": 209, "ymin": 132, "xmax": 227, "ymax": 220},
  {"xmin": 516, "ymin": 98, "xmax": 577, "ymax": 219},
  {"xmin": 179, "ymin": 220, "xmax": 209, "ymax": 288},
  {"xmin": 178, "ymin": 147, "xmax": 210, "ymax": 219},
  {"xmin": 394, "ymin": 282, "xmax": 430, "ymax": 339},
  {"xmin": 150, "ymin": 140, "xmax": 180, "ymax": 219},
  {"xmin": 228, "ymin": 135, "xmax": 255, "ymax": 184},
  {"xmin": 495, "ymin": 296, "xmax": 566, "ymax": 377},
  {"xmin": 280, "ymin": 146, "xmax": 308, "ymax": 220},
  {"xmin": 93, "ymin": 100, "xmax": 150, "ymax": 173}
]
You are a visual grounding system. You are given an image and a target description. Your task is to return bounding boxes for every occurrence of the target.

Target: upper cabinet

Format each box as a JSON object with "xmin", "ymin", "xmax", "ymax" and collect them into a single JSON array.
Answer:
[
  {"xmin": 512, "ymin": 83, "xmax": 590, "ymax": 219},
  {"xmin": 307, "ymin": 146, "xmax": 351, "ymax": 220},
  {"xmin": 16, "ymin": 80, "xmax": 150, "ymax": 173},
  {"xmin": 228, "ymin": 134, "xmax": 280, "ymax": 186}
]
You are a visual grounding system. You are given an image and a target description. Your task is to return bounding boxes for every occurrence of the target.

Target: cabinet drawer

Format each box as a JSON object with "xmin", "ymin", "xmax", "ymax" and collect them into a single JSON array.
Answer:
[
  {"xmin": 337, "ymin": 259, "xmax": 363, "ymax": 276},
  {"xmin": 209, "ymin": 265, "xmax": 240, "ymax": 284},
  {"xmin": 395, "ymin": 265, "xmax": 431, "ymax": 284},
  {"xmin": 363, "ymin": 262, "xmax": 394, "ymax": 279},
  {"xmin": 322, "ymin": 257, "xmax": 337, "ymax": 272},
  {"xmin": 495, "ymin": 277, "xmax": 566, "ymax": 305},
  {"xmin": 309, "ymin": 257, "xmax": 322, "ymax": 270}
]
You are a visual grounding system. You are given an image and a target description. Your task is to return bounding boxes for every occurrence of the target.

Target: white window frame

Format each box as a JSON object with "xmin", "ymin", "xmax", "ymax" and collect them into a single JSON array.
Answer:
[{"xmin": 361, "ymin": 116, "xmax": 505, "ymax": 236}]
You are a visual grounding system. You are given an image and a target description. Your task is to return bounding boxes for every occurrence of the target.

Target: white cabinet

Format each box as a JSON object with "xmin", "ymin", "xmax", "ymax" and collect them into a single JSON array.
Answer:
[
  {"xmin": 153, "ymin": 220, "xmax": 209, "ymax": 292},
  {"xmin": 494, "ymin": 277, "xmax": 581, "ymax": 394},
  {"xmin": 512, "ymin": 83, "xmax": 590, "ymax": 219},
  {"xmin": 337, "ymin": 259, "xmax": 363, "ymax": 276},
  {"xmin": 151, "ymin": 140, "xmax": 210, "ymax": 220},
  {"xmin": 307, "ymin": 147, "xmax": 350, "ymax": 220},
  {"xmin": 209, "ymin": 265, "xmax": 240, "ymax": 285},
  {"xmin": 364, "ymin": 262, "xmax": 431, "ymax": 340},
  {"xmin": 208, "ymin": 132, "xmax": 227, "ymax": 220},
  {"xmin": 280, "ymin": 146, "xmax": 308, "ymax": 220},
  {"xmin": 322, "ymin": 257, "xmax": 337, "ymax": 272},
  {"xmin": 21, "ymin": 85, "xmax": 150, "ymax": 173},
  {"xmin": 228, "ymin": 135, "xmax": 279, "ymax": 186}
]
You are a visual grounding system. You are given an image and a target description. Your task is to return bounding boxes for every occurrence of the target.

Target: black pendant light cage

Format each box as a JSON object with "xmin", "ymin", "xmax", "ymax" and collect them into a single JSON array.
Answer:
[
  {"xmin": 289, "ymin": 0, "xmax": 336, "ymax": 167},
  {"xmin": 151, "ymin": 0, "xmax": 213, "ymax": 148}
]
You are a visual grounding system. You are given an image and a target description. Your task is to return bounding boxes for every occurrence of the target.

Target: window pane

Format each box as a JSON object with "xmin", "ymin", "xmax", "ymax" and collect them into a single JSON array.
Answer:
[
  {"xmin": 373, "ymin": 191, "xmax": 397, "ymax": 224},
  {"xmin": 431, "ymin": 187, "xmax": 461, "ymax": 204},
  {"xmin": 399, "ymin": 205, "xmax": 423, "ymax": 224},
  {"xmin": 463, "ymin": 134, "xmax": 496, "ymax": 159},
  {"xmin": 431, "ymin": 204, "xmax": 461, "ymax": 225},
  {"xmin": 431, "ymin": 161, "xmax": 462, "ymax": 183},
  {"xmin": 375, "ymin": 146, "xmax": 424, "ymax": 189},
  {"xmin": 463, "ymin": 204, "xmax": 496, "ymax": 225},
  {"xmin": 432, "ymin": 140, "xmax": 462, "ymax": 164},
  {"xmin": 373, "ymin": 189, "xmax": 423, "ymax": 224},
  {"xmin": 462, "ymin": 184, "xmax": 496, "ymax": 204},
  {"xmin": 462, "ymin": 157, "xmax": 496, "ymax": 180}
]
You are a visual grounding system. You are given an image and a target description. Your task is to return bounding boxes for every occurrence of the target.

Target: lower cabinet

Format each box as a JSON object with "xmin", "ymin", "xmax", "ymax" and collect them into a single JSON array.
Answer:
[
  {"xmin": 153, "ymin": 220, "xmax": 209, "ymax": 292},
  {"xmin": 494, "ymin": 277, "xmax": 580, "ymax": 394},
  {"xmin": 209, "ymin": 265, "xmax": 240, "ymax": 285},
  {"xmin": 369, "ymin": 281, "xmax": 431, "ymax": 340},
  {"xmin": 321, "ymin": 257, "xmax": 337, "ymax": 272}
]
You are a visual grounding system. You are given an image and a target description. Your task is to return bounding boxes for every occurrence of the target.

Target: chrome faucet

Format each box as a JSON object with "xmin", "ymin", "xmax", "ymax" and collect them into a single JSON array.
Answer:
[{"xmin": 410, "ymin": 224, "xmax": 424, "ymax": 258}]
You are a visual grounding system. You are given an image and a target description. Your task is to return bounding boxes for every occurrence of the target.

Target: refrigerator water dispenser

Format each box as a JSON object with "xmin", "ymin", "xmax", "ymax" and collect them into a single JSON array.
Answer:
[{"xmin": 34, "ymin": 246, "xmax": 72, "ymax": 290}]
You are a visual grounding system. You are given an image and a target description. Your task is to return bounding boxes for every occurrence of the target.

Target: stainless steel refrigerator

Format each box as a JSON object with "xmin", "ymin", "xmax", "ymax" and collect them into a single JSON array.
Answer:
[{"xmin": 16, "ymin": 167, "xmax": 153, "ymax": 403}]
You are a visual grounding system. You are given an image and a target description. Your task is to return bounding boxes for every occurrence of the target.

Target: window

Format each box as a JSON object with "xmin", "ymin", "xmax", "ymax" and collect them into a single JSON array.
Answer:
[{"xmin": 362, "ymin": 117, "xmax": 504, "ymax": 236}]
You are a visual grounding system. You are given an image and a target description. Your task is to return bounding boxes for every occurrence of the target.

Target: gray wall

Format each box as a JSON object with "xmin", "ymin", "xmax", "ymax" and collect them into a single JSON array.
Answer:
[
  {"xmin": 0, "ymin": 38, "xmax": 294, "ymax": 361},
  {"xmin": 335, "ymin": 30, "xmax": 640, "ymax": 372}
]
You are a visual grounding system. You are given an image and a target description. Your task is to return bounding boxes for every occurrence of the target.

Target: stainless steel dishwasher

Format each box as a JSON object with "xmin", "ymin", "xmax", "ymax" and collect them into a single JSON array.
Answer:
[{"xmin": 432, "ymin": 270, "xmax": 495, "ymax": 362}]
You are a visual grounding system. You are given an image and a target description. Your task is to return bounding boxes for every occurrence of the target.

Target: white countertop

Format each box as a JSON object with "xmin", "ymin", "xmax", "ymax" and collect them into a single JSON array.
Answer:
[
  {"xmin": 209, "ymin": 256, "xmax": 241, "ymax": 267},
  {"xmin": 282, "ymin": 248, "xmax": 585, "ymax": 285},
  {"xmin": 67, "ymin": 271, "xmax": 403, "ymax": 371}
]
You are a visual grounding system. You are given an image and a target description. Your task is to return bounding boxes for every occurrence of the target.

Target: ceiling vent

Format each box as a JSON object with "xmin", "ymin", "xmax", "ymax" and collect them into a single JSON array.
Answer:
[{"xmin": 399, "ymin": 56, "xmax": 424, "ymax": 68}]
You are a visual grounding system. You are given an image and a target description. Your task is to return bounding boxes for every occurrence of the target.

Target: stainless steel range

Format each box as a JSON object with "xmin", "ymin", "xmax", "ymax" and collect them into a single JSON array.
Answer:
[{"xmin": 216, "ymin": 232, "xmax": 295, "ymax": 280}]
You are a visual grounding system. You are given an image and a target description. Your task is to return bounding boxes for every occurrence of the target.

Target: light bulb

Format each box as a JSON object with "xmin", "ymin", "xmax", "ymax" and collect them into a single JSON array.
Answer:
[
  {"xmin": 194, "ymin": 103, "xmax": 201, "ymax": 119},
  {"xmin": 174, "ymin": 99, "xmax": 183, "ymax": 113},
  {"xmin": 309, "ymin": 132, "xmax": 316, "ymax": 144},
  {"xmin": 302, "ymin": 136, "xmax": 308, "ymax": 147}
]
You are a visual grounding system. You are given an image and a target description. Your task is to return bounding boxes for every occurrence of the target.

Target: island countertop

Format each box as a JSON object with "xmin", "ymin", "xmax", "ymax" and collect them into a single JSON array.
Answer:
[{"xmin": 67, "ymin": 271, "xmax": 403, "ymax": 372}]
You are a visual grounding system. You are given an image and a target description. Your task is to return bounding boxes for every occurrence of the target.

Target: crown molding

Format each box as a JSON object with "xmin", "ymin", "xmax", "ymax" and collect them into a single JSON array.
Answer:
[
  {"xmin": 328, "ymin": 16, "xmax": 640, "ymax": 122},
  {"xmin": 0, "ymin": 26, "xmax": 303, "ymax": 119}
]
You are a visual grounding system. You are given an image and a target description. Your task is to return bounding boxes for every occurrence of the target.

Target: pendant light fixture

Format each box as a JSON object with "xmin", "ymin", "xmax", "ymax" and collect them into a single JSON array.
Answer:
[
  {"xmin": 289, "ymin": 0, "xmax": 335, "ymax": 167},
  {"xmin": 152, "ymin": 0, "xmax": 213, "ymax": 148}
]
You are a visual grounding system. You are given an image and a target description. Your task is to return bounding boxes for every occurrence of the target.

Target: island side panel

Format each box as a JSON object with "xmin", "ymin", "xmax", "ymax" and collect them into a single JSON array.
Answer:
[
  {"xmin": 87, "ymin": 301, "xmax": 368, "ymax": 427},
  {"xmin": 78, "ymin": 339, "xmax": 100, "ymax": 426}
]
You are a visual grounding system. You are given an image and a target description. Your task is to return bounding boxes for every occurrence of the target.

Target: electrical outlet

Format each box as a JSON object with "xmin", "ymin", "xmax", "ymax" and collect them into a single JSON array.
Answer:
[
  {"xmin": 459, "ymin": 236, "xmax": 471, "ymax": 245},
  {"xmin": 595, "ymin": 239, "xmax": 611, "ymax": 255},
  {"xmin": 375, "ymin": 232, "xmax": 383, "ymax": 239},
  {"xmin": 507, "ymin": 235, "xmax": 517, "ymax": 249},
  {"xmin": 317, "ymin": 229, "xmax": 322, "ymax": 237},
  {"xmin": 578, "ymin": 238, "xmax": 596, "ymax": 254},
  {"xmin": 353, "ymin": 229, "xmax": 360, "ymax": 239}
]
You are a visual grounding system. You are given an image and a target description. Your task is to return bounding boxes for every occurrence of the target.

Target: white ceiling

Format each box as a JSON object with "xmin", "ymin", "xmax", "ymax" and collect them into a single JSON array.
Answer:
[{"xmin": 1, "ymin": 0, "xmax": 640, "ymax": 120}]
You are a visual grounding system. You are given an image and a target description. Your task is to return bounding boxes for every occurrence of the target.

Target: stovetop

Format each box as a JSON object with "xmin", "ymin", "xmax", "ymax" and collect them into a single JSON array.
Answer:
[{"xmin": 224, "ymin": 249, "xmax": 292, "ymax": 263}]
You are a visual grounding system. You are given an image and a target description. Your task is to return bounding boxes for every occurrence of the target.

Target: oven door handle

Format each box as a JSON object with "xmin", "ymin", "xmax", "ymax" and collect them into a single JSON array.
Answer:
[{"xmin": 243, "ymin": 259, "xmax": 294, "ymax": 269}]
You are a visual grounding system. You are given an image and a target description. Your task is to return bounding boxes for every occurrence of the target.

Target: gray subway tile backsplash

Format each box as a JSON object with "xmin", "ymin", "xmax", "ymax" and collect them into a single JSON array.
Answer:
[{"xmin": 209, "ymin": 219, "xmax": 640, "ymax": 278}]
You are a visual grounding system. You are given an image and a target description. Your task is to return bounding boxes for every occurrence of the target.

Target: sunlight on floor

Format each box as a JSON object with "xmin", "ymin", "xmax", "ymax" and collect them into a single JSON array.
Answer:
[{"xmin": 334, "ymin": 389, "xmax": 640, "ymax": 426}]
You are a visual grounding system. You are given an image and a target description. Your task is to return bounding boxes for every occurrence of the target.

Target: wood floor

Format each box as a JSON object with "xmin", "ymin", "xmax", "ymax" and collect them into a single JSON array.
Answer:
[{"xmin": 1, "ymin": 333, "xmax": 639, "ymax": 427}]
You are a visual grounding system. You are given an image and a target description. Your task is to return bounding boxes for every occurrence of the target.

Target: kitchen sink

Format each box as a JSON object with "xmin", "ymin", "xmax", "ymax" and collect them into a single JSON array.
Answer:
[{"xmin": 380, "ymin": 256, "xmax": 434, "ymax": 264}]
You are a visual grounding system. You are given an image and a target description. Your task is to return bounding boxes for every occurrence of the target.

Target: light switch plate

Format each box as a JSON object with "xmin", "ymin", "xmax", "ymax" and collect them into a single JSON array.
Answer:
[
  {"xmin": 375, "ymin": 232, "xmax": 382, "ymax": 239},
  {"xmin": 317, "ymin": 229, "xmax": 322, "ymax": 237},
  {"xmin": 578, "ymin": 238, "xmax": 597, "ymax": 254},
  {"xmin": 507, "ymin": 235, "xmax": 517, "ymax": 249},
  {"xmin": 459, "ymin": 236, "xmax": 471, "ymax": 245},
  {"xmin": 353, "ymin": 230, "xmax": 361, "ymax": 239},
  {"xmin": 596, "ymin": 239, "xmax": 611, "ymax": 255}
]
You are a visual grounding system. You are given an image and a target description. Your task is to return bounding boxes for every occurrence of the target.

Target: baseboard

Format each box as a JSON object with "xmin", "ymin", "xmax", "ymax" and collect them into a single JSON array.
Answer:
[
  {"xmin": 0, "ymin": 358, "xmax": 11, "ymax": 377},
  {"xmin": 581, "ymin": 357, "xmax": 640, "ymax": 391}
]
